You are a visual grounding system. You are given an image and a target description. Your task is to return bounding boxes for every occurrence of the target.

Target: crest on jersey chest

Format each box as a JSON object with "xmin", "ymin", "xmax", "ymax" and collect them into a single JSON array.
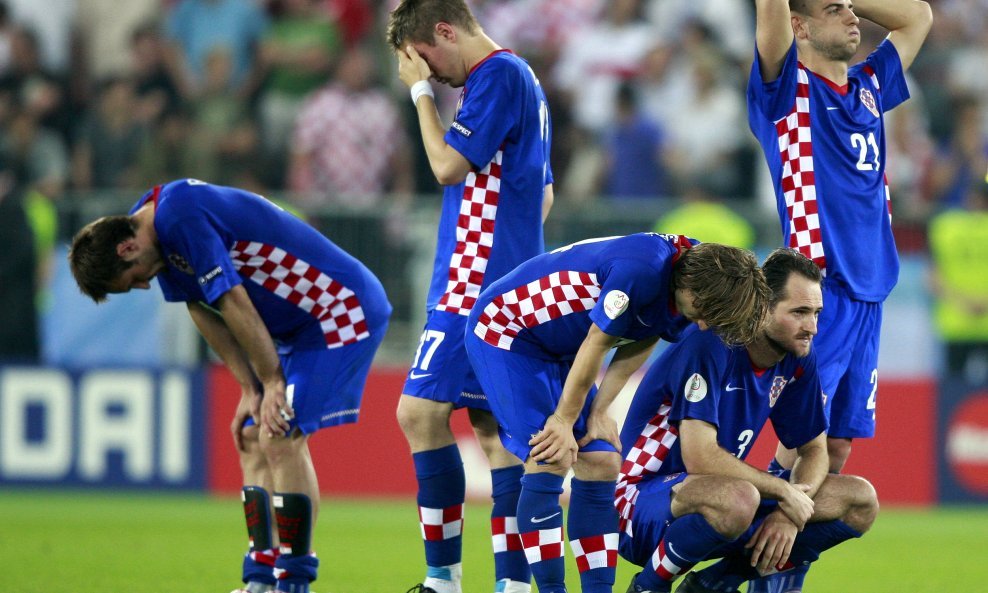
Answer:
[
  {"xmin": 859, "ymin": 88, "xmax": 879, "ymax": 118},
  {"xmin": 768, "ymin": 376, "xmax": 789, "ymax": 408}
]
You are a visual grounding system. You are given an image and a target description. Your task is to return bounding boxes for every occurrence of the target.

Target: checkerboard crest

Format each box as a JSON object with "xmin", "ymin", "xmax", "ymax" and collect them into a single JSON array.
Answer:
[
  {"xmin": 230, "ymin": 241, "xmax": 369, "ymax": 349},
  {"xmin": 437, "ymin": 150, "xmax": 503, "ymax": 315},
  {"xmin": 614, "ymin": 403, "xmax": 678, "ymax": 536},
  {"xmin": 474, "ymin": 271, "xmax": 601, "ymax": 350},
  {"xmin": 775, "ymin": 67, "xmax": 826, "ymax": 271}
]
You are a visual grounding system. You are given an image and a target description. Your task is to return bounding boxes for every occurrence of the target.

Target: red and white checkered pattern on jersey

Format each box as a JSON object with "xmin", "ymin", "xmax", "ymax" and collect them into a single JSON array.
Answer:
[
  {"xmin": 775, "ymin": 67, "xmax": 826, "ymax": 271},
  {"xmin": 651, "ymin": 540, "xmax": 686, "ymax": 582},
  {"xmin": 614, "ymin": 403, "xmax": 678, "ymax": 536},
  {"xmin": 520, "ymin": 527, "xmax": 565, "ymax": 563},
  {"xmin": 436, "ymin": 151, "xmax": 503, "ymax": 316},
  {"xmin": 418, "ymin": 504, "xmax": 464, "ymax": 541},
  {"xmin": 474, "ymin": 271, "xmax": 601, "ymax": 350},
  {"xmin": 570, "ymin": 533, "xmax": 619, "ymax": 572},
  {"xmin": 230, "ymin": 241, "xmax": 370, "ymax": 349},
  {"xmin": 491, "ymin": 516, "xmax": 523, "ymax": 553}
]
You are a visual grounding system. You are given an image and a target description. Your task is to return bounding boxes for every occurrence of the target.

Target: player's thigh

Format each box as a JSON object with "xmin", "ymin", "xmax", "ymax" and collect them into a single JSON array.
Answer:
[
  {"xmin": 470, "ymin": 344, "xmax": 567, "ymax": 463},
  {"xmin": 402, "ymin": 310, "xmax": 489, "ymax": 410},
  {"xmin": 282, "ymin": 330, "xmax": 385, "ymax": 434},
  {"xmin": 619, "ymin": 473, "xmax": 685, "ymax": 566},
  {"xmin": 827, "ymin": 301, "xmax": 882, "ymax": 439}
]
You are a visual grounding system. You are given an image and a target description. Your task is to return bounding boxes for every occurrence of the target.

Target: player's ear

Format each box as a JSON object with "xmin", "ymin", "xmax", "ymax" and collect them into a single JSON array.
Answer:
[
  {"xmin": 116, "ymin": 238, "xmax": 139, "ymax": 259},
  {"xmin": 435, "ymin": 21, "xmax": 455, "ymax": 43}
]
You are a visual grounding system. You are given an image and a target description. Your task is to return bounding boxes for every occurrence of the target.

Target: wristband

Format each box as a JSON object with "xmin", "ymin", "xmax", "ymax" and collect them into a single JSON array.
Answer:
[{"xmin": 410, "ymin": 80, "xmax": 434, "ymax": 106}]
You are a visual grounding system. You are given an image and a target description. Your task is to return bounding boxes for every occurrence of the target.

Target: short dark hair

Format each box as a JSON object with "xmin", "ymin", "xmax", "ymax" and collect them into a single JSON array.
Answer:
[
  {"xmin": 789, "ymin": 0, "xmax": 813, "ymax": 16},
  {"xmin": 762, "ymin": 248, "xmax": 823, "ymax": 307},
  {"xmin": 386, "ymin": 0, "xmax": 479, "ymax": 49},
  {"xmin": 673, "ymin": 243, "xmax": 771, "ymax": 346},
  {"xmin": 68, "ymin": 215, "xmax": 136, "ymax": 302}
]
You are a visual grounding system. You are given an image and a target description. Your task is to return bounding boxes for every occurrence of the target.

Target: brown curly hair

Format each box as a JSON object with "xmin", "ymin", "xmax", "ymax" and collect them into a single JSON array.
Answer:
[{"xmin": 672, "ymin": 243, "xmax": 771, "ymax": 346}]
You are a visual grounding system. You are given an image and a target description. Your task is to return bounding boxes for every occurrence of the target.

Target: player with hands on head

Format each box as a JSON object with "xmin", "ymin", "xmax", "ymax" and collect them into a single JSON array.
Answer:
[
  {"xmin": 465, "ymin": 233, "xmax": 770, "ymax": 593},
  {"xmin": 615, "ymin": 249, "xmax": 878, "ymax": 593},
  {"xmin": 387, "ymin": 2, "xmax": 554, "ymax": 593},
  {"xmin": 746, "ymin": 1, "xmax": 931, "ymax": 589},
  {"xmin": 68, "ymin": 178, "xmax": 392, "ymax": 593}
]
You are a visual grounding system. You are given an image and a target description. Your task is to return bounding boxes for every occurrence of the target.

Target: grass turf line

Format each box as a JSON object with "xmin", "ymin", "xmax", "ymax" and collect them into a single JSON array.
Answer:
[{"xmin": 3, "ymin": 490, "xmax": 987, "ymax": 593}]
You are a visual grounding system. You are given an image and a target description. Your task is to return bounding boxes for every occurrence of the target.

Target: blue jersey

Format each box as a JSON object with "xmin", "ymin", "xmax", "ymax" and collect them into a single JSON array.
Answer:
[
  {"xmin": 747, "ymin": 40, "xmax": 909, "ymax": 302},
  {"xmin": 615, "ymin": 326, "xmax": 827, "ymax": 534},
  {"xmin": 131, "ymin": 179, "xmax": 392, "ymax": 352},
  {"xmin": 428, "ymin": 50, "xmax": 553, "ymax": 315},
  {"xmin": 469, "ymin": 233, "xmax": 694, "ymax": 361}
]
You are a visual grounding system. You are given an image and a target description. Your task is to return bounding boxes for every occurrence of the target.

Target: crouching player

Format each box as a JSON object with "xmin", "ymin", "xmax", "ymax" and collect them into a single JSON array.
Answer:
[
  {"xmin": 68, "ymin": 178, "xmax": 392, "ymax": 593},
  {"xmin": 465, "ymin": 233, "xmax": 770, "ymax": 593},
  {"xmin": 616, "ymin": 248, "xmax": 878, "ymax": 593}
]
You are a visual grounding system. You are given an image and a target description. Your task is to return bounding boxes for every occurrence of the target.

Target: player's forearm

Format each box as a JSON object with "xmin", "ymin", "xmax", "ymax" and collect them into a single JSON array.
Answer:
[
  {"xmin": 187, "ymin": 302, "xmax": 257, "ymax": 389},
  {"xmin": 541, "ymin": 184, "xmax": 554, "ymax": 223},
  {"xmin": 215, "ymin": 286, "xmax": 284, "ymax": 389},
  {"xmin": 415, "ymin": 99, "xmax": 468, "ymax": 186},
  {"xmin": 754, "ymin": 0, "xmax": 794, "ymax": 80},
  {"xmin": 593, "ymin": 337, "xmax": 658, "ymax": 413},
  {"xmin": 791, "ymin": 433, "xmax": 829, "ymax": 497},
  {"xmin": 852, "ymin": 0, "xmax": 931, "ymax": 33},
  {"xmin": 680, "ymin": 419, "xmax": 791, "ymax": 500},
  {"xmin": 555, "ymin": 326, "xmax": 617, "ymax": 422}
]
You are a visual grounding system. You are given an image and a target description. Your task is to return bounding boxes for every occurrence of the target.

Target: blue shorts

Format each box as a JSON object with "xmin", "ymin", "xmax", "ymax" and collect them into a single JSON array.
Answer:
[
  {"xmin": 245, "ymin": 326, "xmax": 386, "ymax": 434},
  {"xmin": 814, "ymin": 282, "xmax": 883, "ymax": 438},
  {"xmin": 401, "ymin": 309, "xmax": 489, "ymax": 411},
  {"xmin": 619, "ymin": 473, "xmax": 779, "ymax": 567},
  {"xmin": 465, "ymin": 333, "xmax": 618, "ymax": 463}
]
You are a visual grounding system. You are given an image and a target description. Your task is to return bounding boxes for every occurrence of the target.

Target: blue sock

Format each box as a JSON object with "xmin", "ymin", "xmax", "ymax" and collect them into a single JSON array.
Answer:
[
  {"xmin": 636, "ymin": 513, "xmax": 732, "ymax": 592},
  {"xmin": 517, "ymin": 472, "xmax": 566, "ymax": 593},
  {"xmin": 766, "ymin": 457, "xmax": 786, "ymax": 473},
  {"xmin": 567, "ymin": 479, "xmax": 618, "ymax": 593},
  {"xmin": 491, "ymin": 465, "xmax": 530, "ymax": 589},
  {"xmin": 414, "ymin": 444, "xmax": 466, "ymax": 570},
  {"xmin": 788, "ymin": 519, "xmax": 862, "ymax": 566},
  {"xmin": 747, "ymin": 566, "xmax": 809, "ymax": 593}
]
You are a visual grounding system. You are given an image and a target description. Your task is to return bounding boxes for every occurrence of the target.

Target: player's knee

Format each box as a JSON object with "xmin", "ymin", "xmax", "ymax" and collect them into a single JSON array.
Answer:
[
  {"xmin": 572, "ymin": 451, "xmax": 621, "ymax": 482},
  {"xmin": 843, "ymin": 475, "xmax": 879, "ymax": 533},
  {"xmin": 396, "ymin": 394, "xmax": 451, "ymax": 439},
  {"xmin": 715, "ymin": 480, "xmax": 760, "ymax": 536},
  {"xmin": 258, "ymin": 431, "xmax": 305, "ymax": 468}
]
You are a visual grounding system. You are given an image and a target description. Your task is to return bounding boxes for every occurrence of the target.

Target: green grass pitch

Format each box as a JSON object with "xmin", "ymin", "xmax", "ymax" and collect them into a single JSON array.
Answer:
[{"xmin": 4, "ymin": 489, "xmax": 987, "ymax": 593}]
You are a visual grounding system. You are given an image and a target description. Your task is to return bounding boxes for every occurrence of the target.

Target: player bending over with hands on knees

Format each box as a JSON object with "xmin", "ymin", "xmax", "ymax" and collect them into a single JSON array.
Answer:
[
  {"xmin": 387, "ymin": 1, "xmax": 554, "ymax": 592},
  {"xmin": 465, "ymin": 233, "xmax": 770, "ymax": 593},
  {"xmin": 616, "ymin": 248, "xmax": 878, "ymax": 593},
  {"xmin": 69, "ymin": 178, "xmax": 392, "ymax": 593}
]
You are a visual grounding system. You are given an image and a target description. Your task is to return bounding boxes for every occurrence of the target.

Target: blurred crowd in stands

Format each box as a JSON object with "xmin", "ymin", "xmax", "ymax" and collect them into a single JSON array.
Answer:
[{"xmin": 0, "ymin": 0, "xmax": 987, "ymax": 364}]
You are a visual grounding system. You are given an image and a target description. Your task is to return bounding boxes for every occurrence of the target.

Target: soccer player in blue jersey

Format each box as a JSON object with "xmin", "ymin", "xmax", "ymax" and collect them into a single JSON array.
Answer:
[
  {"xmin": 745, "ymin": 2, "xmax": 931, "ymax": 590},
  {"xmin": 68, "ymin": 179, "xmax": 392, "ymax": 593},
  {"xmin": 464, "ymin": 234, "xmax": 770, "ymax": 593},
  {"xmin": 617, "ymin": 249, "xmax": 878, "ymax": 593},
  {"xmin": 387, "ymin": 2, "xmax": 554, "ymax": 593}
]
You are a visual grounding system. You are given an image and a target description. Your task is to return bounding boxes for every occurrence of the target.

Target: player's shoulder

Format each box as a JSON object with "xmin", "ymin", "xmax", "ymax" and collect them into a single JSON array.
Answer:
[{"xmin": 475, "ymin": 50, "xmax": 531, "ymax": 80}]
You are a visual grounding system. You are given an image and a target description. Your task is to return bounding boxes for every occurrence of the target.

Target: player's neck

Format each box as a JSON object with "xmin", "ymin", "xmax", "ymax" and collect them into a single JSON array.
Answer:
[
  {"xmin": 132, "ymin": 202, "xmax": 158, "ymax": 245},
  {"xmin": 462, "ymin": 32, "xmax": 502, "ymax": 72},
  {"xmin": 799, "ymin": 51, "xmax": 850, "ymax": 86},
  {"xmin": 746, "ymin": 335, "xmax": 785, "ymax": 370}
]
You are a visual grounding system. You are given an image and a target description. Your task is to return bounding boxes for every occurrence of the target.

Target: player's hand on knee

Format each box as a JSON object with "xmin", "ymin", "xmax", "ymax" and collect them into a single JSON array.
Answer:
[
  {"xmin": 260, "ymin": 392, "xmax": 293, "ymax": 438},
  {"xmin": 577, "ymin": 411, "xmax": 620, "ymax": 451},
  {"xmin": 530, "ymin": 414, "xmax": 578, "ymax": 465}
]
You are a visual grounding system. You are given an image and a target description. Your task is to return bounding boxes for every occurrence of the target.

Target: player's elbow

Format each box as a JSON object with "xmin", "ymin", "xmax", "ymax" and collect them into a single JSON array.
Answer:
[
  {"xmin": 433, "ymin": 166, "xmax": 466, "ymax": 186},
  {"xmin": 916, "ymin": 2, "xmax": 933, "ymax": 35}
]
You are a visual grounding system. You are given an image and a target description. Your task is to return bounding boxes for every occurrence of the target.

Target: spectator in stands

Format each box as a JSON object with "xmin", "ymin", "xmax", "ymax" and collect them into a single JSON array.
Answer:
[
  {"xmin": 0, "ymin": 155, "xmax": 39, "ymax": 362},
  {"xmin": 928, "ymin": 177, "xmax": 988, "ymax": 384},
  {"xmin": 257, "ymin": 0, "xmax": 342, "ymax": 179},
  {"xmin": 164, "ymin": 0, "xmax": 268, "ymax": 99},
  {"xmin": 601, "ymin": 81, "xmax": 668, "ymax": 200},
  {"xmin": 70, "ymin": 76, "xmax": 146, "ymax": 190},
  {"xmin": 927, "ymin": 95, "xmax": 988, "ymax": 211},
  {"xmin": 653, "ymin": 183, "xmax": 756, "ymax": 250},
  {"xmin": 130, "ymin": 23, "xmax": 183, "ymax": 126},
  {"xmin": 0, "ymin": 26, "xmax": 70, "ymax": 142},
  {"xmin": 137, "ymin": 104, "xmax": 214, "ymax": 188}
]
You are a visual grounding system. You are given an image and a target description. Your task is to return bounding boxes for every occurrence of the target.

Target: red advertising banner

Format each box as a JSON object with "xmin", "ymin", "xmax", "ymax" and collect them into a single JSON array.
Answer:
[{"xmin": 207, "ymin": 365, "xmax": 936, "ymax": 505}]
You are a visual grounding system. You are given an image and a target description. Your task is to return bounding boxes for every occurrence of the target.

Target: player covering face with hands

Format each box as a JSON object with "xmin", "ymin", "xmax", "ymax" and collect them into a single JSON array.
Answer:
[
  {"xmin": 69, "ymin": 179, "xmax": 392, "ymax": 593},
  {"xmin": 387, "ymin": 1, "xmax": 554, "ymax": 592}
]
